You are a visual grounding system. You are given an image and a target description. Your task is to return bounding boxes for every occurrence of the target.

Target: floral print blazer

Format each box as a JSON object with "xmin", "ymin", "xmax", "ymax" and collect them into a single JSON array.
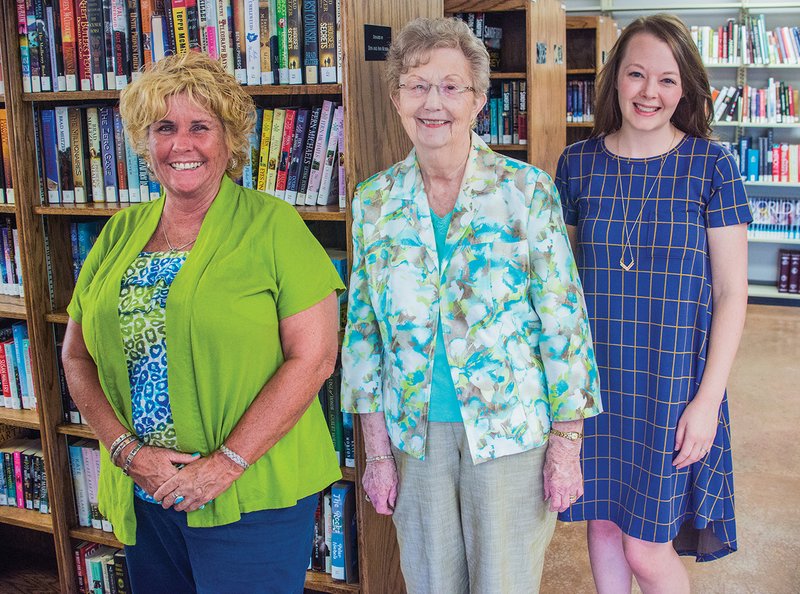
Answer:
[{"xmin": 341, "ymin": 134, "xmax": 601, "ymax": 463}]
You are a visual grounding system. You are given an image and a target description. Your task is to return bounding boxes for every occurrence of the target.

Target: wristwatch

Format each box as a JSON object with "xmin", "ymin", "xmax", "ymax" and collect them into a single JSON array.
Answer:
[{"xmin": 549, "ymin": 428, "xmax": 584, "ymax": 441}]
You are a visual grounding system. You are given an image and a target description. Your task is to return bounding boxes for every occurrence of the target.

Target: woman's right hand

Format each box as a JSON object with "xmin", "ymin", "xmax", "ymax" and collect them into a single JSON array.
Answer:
[
  {"xmin": 362, "ymin": 458, "xmax": 398, "ymax": 515},
  {"xmin": 120, "ymin": 442, "xmax": 200, "ymax": 498}
]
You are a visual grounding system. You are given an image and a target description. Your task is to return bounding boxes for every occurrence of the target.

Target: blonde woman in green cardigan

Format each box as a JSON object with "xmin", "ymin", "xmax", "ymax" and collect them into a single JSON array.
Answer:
[{"xmin": 61, "ymin": 52, "xmax": 344, "ymax": 594}]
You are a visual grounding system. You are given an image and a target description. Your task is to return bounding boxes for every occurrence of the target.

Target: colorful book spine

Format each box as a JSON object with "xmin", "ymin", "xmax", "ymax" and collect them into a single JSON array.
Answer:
[
  {"xmin": 255, "ymin": 108, "xmax": 274, "ymax": 190},
  {"xmin": 316, "ymin": 104, "xmax": 341, "ymax": 206},
  {"xmin": 16, "ymin": 0, "xmax": 32, "ymax": 93},
  {"xmin": 317, "ymin": 0, "xmax": 335, "ymax": 83},
  {"xmin": 68, "ymin": 108, "xmax": 88, "ymax": 203},
  {"xmin": 284, "ymin": 107, "xmax": 309, "ymax": 205},
  {"xmin": 231, "ymin": 0, "xmax": 246, "ymax": 82},
  {"xmin": 55, "ymin": 107, "xmax": 75, "ymax": 204},
  {"xmin": 275, "ymin": 0, "xmax": 288, "ymax": 83},
  {"xmin": 265, "ymin": 107, "xmax": 285, "ymax": 193},
  {"xmin": 112, "ymin": 108, "xmax": 129, "ymax": 202},
  {"xmin": 99, "ymin": 107, "xmax": 118, "ymax": 201},
  {"xmin": 244, "ymin": 0, "xmax": 260, "ymax": 85},
  {"xmin": 274, "ymin": 108, "xmax": 296, "ymax": 200},
  {"xmin": 39, "ymin": 109, "xmax": 61, "ymax": 204},
  {"xmin": 285, "ymin": 0, "xmax": 301, "ymax": 84},
  {"xmin": 258, "ymin": 0, "xmax": 274, "ymax": 84},
  {"xmin": 304, "ymin": 100, "xmax": 334, "ymax": 205},
  {"xmin": 302, "ymin": 0, "xmax": 318, "ymax": 84},
  {"xmin": 297, "ymin": 105, "xmax": 320, "ymax": 205}
]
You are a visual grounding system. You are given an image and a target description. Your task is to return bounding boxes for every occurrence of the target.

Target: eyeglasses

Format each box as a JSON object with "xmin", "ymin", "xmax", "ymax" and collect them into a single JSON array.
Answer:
[{"xmin": 397, "ymin": 80, "xmax": 476, "ymax": 99}]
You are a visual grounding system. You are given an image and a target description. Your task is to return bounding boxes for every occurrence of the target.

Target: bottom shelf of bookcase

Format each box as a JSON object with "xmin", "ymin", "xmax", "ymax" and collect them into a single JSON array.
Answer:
[
  {"xmin": 305, "ymin": 570, "xmax": 360, "ymax": 593},
  {"xmin": 0, "ymin": 505, "xmax": 53, "ymax": 533},
  {"xmin": 748, "ymin": 283, "xmax": 800, "ymax": 304}
]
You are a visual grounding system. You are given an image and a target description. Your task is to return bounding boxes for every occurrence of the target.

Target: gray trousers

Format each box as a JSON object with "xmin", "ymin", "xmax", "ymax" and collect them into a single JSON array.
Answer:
[{"xmin": 392, "ymin": 423, "xmax": 557, "ymax": 594}]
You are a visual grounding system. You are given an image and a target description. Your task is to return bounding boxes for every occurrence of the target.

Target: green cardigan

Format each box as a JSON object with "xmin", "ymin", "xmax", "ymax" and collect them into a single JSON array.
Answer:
[{"xmin": 68, "ymin": 176, "xmax": 344, "ymax": 545}]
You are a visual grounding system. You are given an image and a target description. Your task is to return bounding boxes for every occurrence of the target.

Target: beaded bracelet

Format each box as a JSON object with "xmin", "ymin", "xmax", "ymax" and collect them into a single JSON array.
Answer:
[
  {"xmin": 121, "ymin": 441, "xmax": 145, "ymax": 476},
  {"xmin": 110, "ymin": 434, "xmax": 139, "ymax": 466},
  {"xmin": 365, "ymin": 454, "xmax": 395, "ymax": 464},
  {"xmin": 219, "ymin": 444, "xmax": 250, "ymax": 470}
]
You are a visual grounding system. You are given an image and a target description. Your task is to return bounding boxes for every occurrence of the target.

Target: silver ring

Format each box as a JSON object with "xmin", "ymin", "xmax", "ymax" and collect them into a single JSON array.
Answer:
[{"xmin": 365, "ymin": 494, "xmax": 371, "ymax": 503}]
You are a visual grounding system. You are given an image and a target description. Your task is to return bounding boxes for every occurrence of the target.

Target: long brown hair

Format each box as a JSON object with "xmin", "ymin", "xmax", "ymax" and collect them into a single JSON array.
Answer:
[{"xmin": 592, "ymin": 13, "xmax": 713, "ymax": 139}]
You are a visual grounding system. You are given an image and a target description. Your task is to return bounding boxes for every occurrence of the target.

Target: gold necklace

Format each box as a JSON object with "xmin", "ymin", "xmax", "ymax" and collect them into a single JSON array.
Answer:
[
  {"xmin": 160, "ymin": 214, "xmax": 198, "ymax": 252},
  {"xmin": 614, "ymin": 129, "xmax": 677, "ymax": 271}
]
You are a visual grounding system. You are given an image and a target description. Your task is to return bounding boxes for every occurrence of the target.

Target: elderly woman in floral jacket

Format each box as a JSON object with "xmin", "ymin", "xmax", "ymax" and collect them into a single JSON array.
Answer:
[{"xmin": 340, "ymin": 17, "xmax": 601, "ymax": 594}]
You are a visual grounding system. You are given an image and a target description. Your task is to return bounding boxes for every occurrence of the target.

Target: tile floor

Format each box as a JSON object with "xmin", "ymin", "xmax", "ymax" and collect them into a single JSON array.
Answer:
[{"xmin": 541, "ymin": 304, "xmax": 800, "ymax": 594}]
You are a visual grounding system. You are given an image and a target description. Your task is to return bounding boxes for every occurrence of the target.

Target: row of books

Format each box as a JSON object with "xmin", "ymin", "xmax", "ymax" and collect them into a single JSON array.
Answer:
[
  {"xmin": 74, "ymin": 542, "xmax": 131, "ymax": 594},
  {"xmin": 242, "ymin": 100, "xmax": 344, "ymax": 206},
  {"xmin": 451, "ymin": 13, "xmax": 503, "ymax": 71},
  {"xmin": 711, "ymin": 81, "xmax": 798, "ymax": 125},
  {"xmin": 566, "ymin": 79, "xmax": 594, "ymax": 124},
  {"xmin": 0, "ymin": 217, "xmax": 23, "ymax": 297},
  {"xmin": 69, "ymin": 439, "xmax": 114, "ymax": 532},
  {"xmin": 722, "ymin": 137, "xmax": 800, "ymax": 183},
  {"xmin": 16, "ymin": 0, "xmax": 343, "ymax": 93},
  {"xmin": 36, "ymin": 106, "xmax": 162, "ymax": 205},
  {"xmin": 309, "ymin": 482, "xmax": 357, "ymax": 582},
  {"xmin": 477, "ymin": 80, "xmax": 527, "ymax": 146},
  {"xmin": 0, "ymin": 109, "xmax": 14, "ymax": 204},
  {"xmin": 0, "ymin": 436, "xmax": 49, "ymax": 514},
  {"xmin": 749, "ymin": 198, "xmax": 800, "ymax": 240},
  {"xmin": 691, "ymin": 18, "xmax": 800, "ymax": 66},
  {"xmin": 778, "ymin": 250, "xmax": 800, "ymax": 294},
  {"xmin": 0, "ymin": 321, "xmax": 35, "ymax": 411}
]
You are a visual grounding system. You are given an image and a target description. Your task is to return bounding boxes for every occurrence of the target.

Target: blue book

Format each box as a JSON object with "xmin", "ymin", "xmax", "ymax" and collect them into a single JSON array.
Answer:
[
  {"xmin": 242, "ymin": 108, "xmax": 263, "ymax": 189},
  {"xmin": 70, "ymin": 222, "xmax": 80, "ymax": 281},
  {"xmin": 302, "ymin": 0, "xmax": 319, "ymax": 84},
  {"xmin": 124, "ymin": 138, "xmax": 141, "ymax": 203},
  {"xmin": 11, "ymin": 322, "xmax": 30, "ymax": 409},
  {"xmin": 98, "ymin": 107, "xmax": 118, "ymax": 201},
  {"xmin": 330, "ymin": 481, "xmax": 357, "ymax": 582},
  {"xmin": 737, "ymin": 137, "xmax": 749, "ymax": 178},
  {"xmin": 342, "ymin": 412, "xmax": 354, "ymax": 468},
  {"xmin": 284, "ymin": 108, "xmax": 310, "ymax": 204},
  {"xmin": 76, "ymin": 222, "xmax": 101, "ymax": 274},
  {"xmin": 39, "ymin": 109, "xmax": 61, "ymax": 204},
  {"xmin": 747, "ymin": 148, "xmax": 760, "ymax": 182}
]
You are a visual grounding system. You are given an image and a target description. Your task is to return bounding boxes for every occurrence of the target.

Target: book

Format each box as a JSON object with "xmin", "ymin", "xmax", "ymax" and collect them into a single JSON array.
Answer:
[
  {"xmin": 316, "ymin": 104, "xmax": 341, "ymax": 205},
  {"xmin": 99, "ymin": 106, "xmax": 118, "ymax": 201},
  {"xmin": 275, "ymin": 0, "xmax": 288, "ymax": 83},
  {"xmin": 258, "ymin": 0, "xmax": 276, "ymax": 84},
  {"xmin": 39, "ymin": 108, "xmax": 61, "ymax": 204},
  {"xmin": 284, "ymin": 107, "xmax": 309, "ymax": 205},
  {"xmin": 274, "ymin": 108, "xmax": 296, "ymax": 200},
  {"xmin": 255, "ymin": 108, "xmax": 274, "ymax": 191},
  {"xmin": 330, "ymin": 481, "xmax": 357, "ymax": 582},
  {"xmin": 296, "ymin": 105, "xmax": 320, "ymax": 205},
  {"xmin": 59, "ymin": 0, "xmax": 79, "ymax": 89},
  {"xmin": 112, "ymin": 108, "xmax": 129, "ymax": 202},
  {"xmin": 302, "ymin": 0, "xmax": 318, "ymax": 84},
  {"xmin": 68, "ymin": 440, "xmax": 92, "ymax": 527},
  {"xmin": 68, "ymin": 108, "xmax": 88, "ymax": 203},
  {"xmin": 264, "ymin": 107, "xmax": 285, "ymax": 193},
  {"xmin": 317, "ymin": 0, "xmax": 335, "ymax": 83},
  {"xmin": 285, "ymin": 0, "xmax": 302, "ymax": 84},
  {"xmin": 0, "ymin": 112, "xmax": 11, "ymax": 204},
  {"xmin": 86, "ymin": 107, "xmax": 105, "ymax": 202},
  {"xmin": 54, "ymin": 106, "xmax": 75, "ymax": 204},
  {"xmin": 244, "ymin": 0, "xmax": 260, "ymax": 85},
  {"xmin": 304, "ymin": 99, "xmax": 334, "ymax": 205},
  {"xmin": 231, "ymin": 0, "xmax": 246, "ymax": 81}
]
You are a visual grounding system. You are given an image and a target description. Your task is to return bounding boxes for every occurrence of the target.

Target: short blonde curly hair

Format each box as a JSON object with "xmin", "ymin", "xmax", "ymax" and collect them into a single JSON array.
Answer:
[
  {"xmin": 119, "ymin": 51, "xmax": 256, "ymax": 180},
  {"xmin": 385, "ymin": 17, "xmax": 490, "ymax": 98}
]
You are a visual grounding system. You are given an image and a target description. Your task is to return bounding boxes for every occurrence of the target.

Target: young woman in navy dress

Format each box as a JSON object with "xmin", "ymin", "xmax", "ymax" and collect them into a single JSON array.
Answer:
[{"xmin": 556, "ymin": 14, "xmax": 751, "ymax": 593}]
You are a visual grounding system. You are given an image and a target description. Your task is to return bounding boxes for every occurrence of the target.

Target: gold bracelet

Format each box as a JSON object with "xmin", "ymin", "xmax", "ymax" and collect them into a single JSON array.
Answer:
[{"xmin": 549, "ymin": 428, "xmax": 584, "ymax": 441}]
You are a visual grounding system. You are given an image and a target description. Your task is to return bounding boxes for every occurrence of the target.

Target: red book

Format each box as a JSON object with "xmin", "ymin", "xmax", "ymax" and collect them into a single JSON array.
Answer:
[
  {"xmin": 274, "ymin": 108, "xmax": 296, "ymax": 200},
  {"xmin": 74, "ymin": 541, "xmax": 99, "ymax": 593},
  {"xmin": 772, "ymin": 145, "xmax": 780, "ymax": 182},
  {"xmin": 60, "ymin": 0, "xmax": 79, "ymax": 90},
  {"xmin": 13, "ymin": 449, "xmax": 25, "ymax": 508},
  {"xmin": 781, "ymin": 143, "xmax": 790, "ymax": 182},
  {"xmin": 75, "ymin": 0, "xmax": 92, "ymax": 90}
]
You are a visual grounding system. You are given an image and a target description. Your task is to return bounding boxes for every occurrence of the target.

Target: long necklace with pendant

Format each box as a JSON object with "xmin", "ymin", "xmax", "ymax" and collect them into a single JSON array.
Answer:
[{"xmin": 614, "ymin": 128, "xmax": 677, "ymax": 271}]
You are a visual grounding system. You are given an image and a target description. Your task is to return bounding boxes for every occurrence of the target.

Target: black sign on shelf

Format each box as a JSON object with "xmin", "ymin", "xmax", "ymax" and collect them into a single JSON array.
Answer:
[{"xmin": 364, "ymin": 25, "xmax": 392, "ymax": 61}]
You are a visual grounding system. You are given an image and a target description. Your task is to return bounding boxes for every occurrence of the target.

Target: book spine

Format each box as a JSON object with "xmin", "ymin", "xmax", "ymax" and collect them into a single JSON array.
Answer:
[
  {"xmin": 244, "ymin": 0, "xmax": 260, "ymax": 85},
  {"xmin": 59, "ymin": 0, "xmax": 78, "ymax": 89},
  {"xmin": 334, "ymin": 0, "xmax": 341, "ymax": 82},
  {"xmin": 274, "ymin": 0, "xmax": 288, "ymax": 84},
  {"xmin": 112, "ymin": 109, "xmax": 129, "ymax": 202},
  {"xmin": 75, "ymin": 0, "xmax": 92, "ymax": 89},
  {"xmin": 13, "ymin": 449, "xmax": 25, "ymax": 507},
  {"xmin": 296, "ymin": 105, "xmax": 320, "ymax": 204},
  {"xmin": 285, "ymin": 0, "xmax": 301, "ymax": 84},
  {"xmin": 26, "ymin": 0, "xmax": 42, "ymax": 93},
  {"xmin": 317, "ymin": 0, "xmax": 335, "ymax": 83},
  {"xmin": 99, "ymin": 107, "xmax": 118, "ymax": 201},
  {"xmin": 86, "ymin": 107, "xmax": 105, "ymax": 202},
  {"xmin": 16, "ymin": 0, "xmax": 32, "ymax": 93},
  {"xmin": 258, "ymin": 0, "xmax": 273, "ymax": 84},
  {"xmin": 101, "ymin": 0, "xmax": 117, "ymax": 89},
  {"xmin": 231, "ymin": 0, "xmax": 246, "ymax": 82},
  {"xmin": 316, "ymin": 103, "xmax": 341, "ymax": 206},
  {"xmin": 265, "ymin": 107, "xmax": 285, "ymax": 192},
  {"xmin": 124, "ymin": 136, "xmax": 141, "ymax": 202},
  {"xmin": 778, "ymin": 250, "xmax": 791, "ymax": 292},
  {"xmin": 69, "ymin": 443, "xmax": 92, "ymax": 526},
  {"xmin": 36, "ymin": 0, "xmax": 53, "ymax": 91},
  {"xmin": 86, "ymin": 0, "xmax": 106, "ymax": 89},
  {"xmin": 127, "ymin": 0, "xmax": 143, "ymax": 78},
  {"xmin": 39, "ymin": 109, "xmax": 61, "ymax": 204},
  {"xmin": 274, "ymin": 108, "xmax": 296, "ymax": 200},
  {"xmin": 255, "ymin": 108, "xmax": 273, "ymax": 190},
  {"xmin": 0, "ymin": 114, "xmax": 11, "ymax": 204},
  {"xmin": 55, "ymin": 106, "xmax": 75, "ymax": 204},
  {"xmin": 304, "ymin": 100, "xmax": 333, "ymax": 205},
  {"xmin": 68, "ymin": 108, "xmax": 88, "ymax": 203},
  {"xmin": 284, "ymin": 107, "xmax": 309, "ymax": 204},
  {"xmin": 302, "ymin": 0, "xmax": 317, "ymax": 84},
  {"xmin": 337, "ymin": 106, "xmax": 345, "ymax": 208},
  {"xmin": 216, "ymin": 0, "xmax": 234, "ymax": 75}
]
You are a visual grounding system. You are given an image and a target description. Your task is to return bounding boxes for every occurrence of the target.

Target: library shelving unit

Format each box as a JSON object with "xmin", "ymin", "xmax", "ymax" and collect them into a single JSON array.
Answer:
[
  {"xmin": 565, "ymin": 15, "xmax": 617, "ymax": 145},
  {"xmin": 0, "ymin": 0, "xmax": 441, "ymax": 591},
  {"xmin": 444, "ymin": 0, "xmax": 567, "ymax": 177}
]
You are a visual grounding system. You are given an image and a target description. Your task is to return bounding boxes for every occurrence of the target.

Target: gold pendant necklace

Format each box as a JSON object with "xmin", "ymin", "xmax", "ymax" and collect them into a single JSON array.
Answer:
[
  {"xmin": 161, "ymin": 214, "xmax": 198, "ymax": 252},
  {"xmin": 614, "ymin": 128, "xmax": 677, "ymax": 271}
]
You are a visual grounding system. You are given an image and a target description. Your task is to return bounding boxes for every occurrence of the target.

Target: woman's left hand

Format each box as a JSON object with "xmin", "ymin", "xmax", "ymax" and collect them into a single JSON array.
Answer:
[
  {"xmin": 152, "ymin": 451, "xmax": 244, "ymax": 512},
  {"xmin": 673, "ymin": 394, "xmax": 720, "ymax": 469},
  {"xmin": 543, "ymin": 438, "xmax": 583, "ymax": 513}
]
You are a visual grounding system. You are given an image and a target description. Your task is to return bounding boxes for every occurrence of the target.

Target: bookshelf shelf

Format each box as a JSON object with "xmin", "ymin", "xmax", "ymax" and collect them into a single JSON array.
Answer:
[
  {"xmin": 34, "ymin": 203, "xmax": 347, "ymax": 221},
  {"xmin": 713, "ymin": 121, "xmax": 800, "ymax": 128},
  {"xmin": 747, "ymin": 236, "xmax": 800, "ymax": 245},
  {"xmin": 22, "ymin": 84, "xmax": 344, "ymax": 103},
  {"xmin": 489, "ymin": 72, "xmax": 526, "ymax": 79},
  {"xmin": 0, "ymin": 294, "xmax": 27, "ymax": 319},
  {"xmin": 45, "ymin": 311, "xmax": 68, "ymax": 324},
  {"xmin": 0, "ymin": 407, "xmax": 40, "ymax": 429},
  {"xmin": 0, "ymin": 506, "xmax": 53, "ymax": 533},
  {"xmin": 56, "ymin": 423, "xmax": 95, "ymax": 440},
  {"xmin": 748, "ymin": 284, "xmax": 800, "ymax": 301},
  {"xmin": 488, "ymin": 144, "xmax": 528, "ymax": 151},
  {"xmin": 566, "ymin": 68, "xmax": 595, "ymax": 74},
  {"xmin": 705, "ymin": 63, "xmax": 800, "ymax": 69},
  {"xmin": 69, "ymin": 526, "xmax": 122, "ymax": 548},
  {"xmin": 567, "ymin": 121, "xmax": 594, "ymax": 128},
  {"xmin": 305, "ymin": 572, "xmax": 361, "ymax": 593},
  {"xmin": 744, "ymin": 181, "xmax": 800, "ymax": 188},
  {"xmin": 0, "ymin": 204, "xmax": 15, "ymax": 213}
]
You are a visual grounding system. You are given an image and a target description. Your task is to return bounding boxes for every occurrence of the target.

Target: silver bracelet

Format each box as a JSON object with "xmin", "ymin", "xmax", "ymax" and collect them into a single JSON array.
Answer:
[
  {"xmin": 110, "ymin": 434, "xmax": 139, "ymax": 465},
  {"xmin": 365, "ymin": 454, "xmax": 394, "ymax": 464},
  {"xmin": 121, "ymin": 441, "xmax": 144, "ymax": 476},
  {"xmin": 109, "ymin": 432, "xmax": 134, "ymax": 455},
  {"xmin": 219, "ymin": 444, "xmax": 250, "ymax": 470}
]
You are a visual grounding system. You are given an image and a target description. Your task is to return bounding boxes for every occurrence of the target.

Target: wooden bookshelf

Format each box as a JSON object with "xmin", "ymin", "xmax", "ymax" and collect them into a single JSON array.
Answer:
[
  {"xmin": 0, "ymin": 0, "xmax": 445, "ymax": 590},
  {"xmin": 0, "ymin": 407, "xmax": 40, "ymax": 429},
  {"xmin": 565, "ymin": 15, "xmax": 617, "ymax": 145},
  {"xmin": 445, "ymin": 0, "xmax": 566, "ymax": 177}
]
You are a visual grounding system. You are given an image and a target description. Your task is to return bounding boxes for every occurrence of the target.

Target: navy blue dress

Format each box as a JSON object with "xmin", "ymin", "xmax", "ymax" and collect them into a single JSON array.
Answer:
[{"xmin": 555, "ymin": 135, "xmax": 751, "ymax": 561}]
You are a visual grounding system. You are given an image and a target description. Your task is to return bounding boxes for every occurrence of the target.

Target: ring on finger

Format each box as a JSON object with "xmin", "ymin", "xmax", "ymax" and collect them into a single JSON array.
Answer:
[
  {"xmin": 365, "ymin": 494, "xmax": 371, "ymax": 503},
  {"xmin": 174, "ymin": 494, "xmax": 185, "ymax": 504},
  {"xmin": 569, "ymin": 495, "xmax": 577, "ymax": 502}
]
